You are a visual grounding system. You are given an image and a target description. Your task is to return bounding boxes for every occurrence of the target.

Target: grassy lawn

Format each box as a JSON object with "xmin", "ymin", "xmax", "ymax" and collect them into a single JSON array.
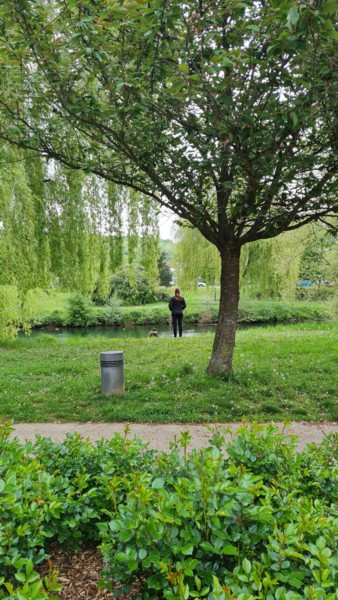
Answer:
[
  {"xmin": 0, "ymin": 322, "xmax": 337, "ymax": 423},
  {"xmin": 34, "ymin": 288, "xmax": 219, "ymax": 318}
]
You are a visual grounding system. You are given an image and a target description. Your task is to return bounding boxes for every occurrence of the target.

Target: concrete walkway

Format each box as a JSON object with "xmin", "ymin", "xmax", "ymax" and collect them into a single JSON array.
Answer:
[{"xmin": 11, "ymin": 421, "xmax": 338, "ymax": 452}]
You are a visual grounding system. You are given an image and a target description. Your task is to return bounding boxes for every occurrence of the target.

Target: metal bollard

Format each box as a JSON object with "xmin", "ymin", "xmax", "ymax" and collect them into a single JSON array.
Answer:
[{"xmin": 100, "ymin": 351, "xmax": 125, "ymax": 396}]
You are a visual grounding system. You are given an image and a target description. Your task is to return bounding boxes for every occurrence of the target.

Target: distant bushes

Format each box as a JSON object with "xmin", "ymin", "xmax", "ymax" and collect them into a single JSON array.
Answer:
[
  {"xmin": 65, "ymin": 293, "xmax": 96, "ymax": 327},
  {"xmin": 109, "ymin": 266, "xmax": 158, "ymax": 306},
  {"xmin": 238, "ymin": 299, "xmax": 332, "ymax": 323},
  {"xmin": 296, "ymin": 285, "xmax": 336, "ymax": 301},
  {"xmin": 38, "ymin": 297, "xmax": 333, "ymax": 329}
]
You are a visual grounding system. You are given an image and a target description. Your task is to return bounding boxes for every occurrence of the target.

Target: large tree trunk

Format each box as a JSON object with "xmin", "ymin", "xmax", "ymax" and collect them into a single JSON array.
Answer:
[{"xmin": 207, "ymin": 244, "xmax": 241, "ymax": 375}]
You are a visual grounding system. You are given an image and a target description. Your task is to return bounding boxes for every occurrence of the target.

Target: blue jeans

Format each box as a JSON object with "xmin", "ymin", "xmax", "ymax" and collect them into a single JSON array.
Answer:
[{"xmin": 172, "ymin": 313, "xmax": 183, "ymax": 337}]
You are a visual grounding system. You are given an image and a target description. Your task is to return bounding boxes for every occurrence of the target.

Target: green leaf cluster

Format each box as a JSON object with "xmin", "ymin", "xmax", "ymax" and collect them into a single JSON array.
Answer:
[
  {"xmin": 110, "ymin": 265, "xmax": 159, "ymax": 305},
  {"xmin": 100, "ymin": 424, "xmax": 338, "ymax": 599},
  {"xmin": 0, "ymin": 422, "xmax": 155, "ymax": 598},
  {"xmin": 2, "ymin": 420, "xmax": 336, "ymax": 599}
]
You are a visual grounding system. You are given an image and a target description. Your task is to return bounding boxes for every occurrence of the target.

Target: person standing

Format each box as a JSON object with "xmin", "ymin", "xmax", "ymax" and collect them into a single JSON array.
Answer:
[{"xmin": 169, "ymin": 288, "xmax": 187, "ymax": 337}]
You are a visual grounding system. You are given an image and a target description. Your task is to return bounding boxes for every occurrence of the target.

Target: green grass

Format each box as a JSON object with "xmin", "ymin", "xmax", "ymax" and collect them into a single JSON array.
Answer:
[
  {"xmin": 0, "ymin": 322, "xmax": 337, "ymax": 423},
  {"xmin": 33, "ymin": 289, "xmax": 334, "ymax": 326},
  {"xmin": 34, "ymin": 290, "xmax": 72, "ymax": 313}
]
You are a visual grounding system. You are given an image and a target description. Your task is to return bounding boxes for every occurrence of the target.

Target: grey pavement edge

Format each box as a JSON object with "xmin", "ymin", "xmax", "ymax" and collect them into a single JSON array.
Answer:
[{"xmin": 10, "ymin": 421, "xmax": 338, "ymax": 452}]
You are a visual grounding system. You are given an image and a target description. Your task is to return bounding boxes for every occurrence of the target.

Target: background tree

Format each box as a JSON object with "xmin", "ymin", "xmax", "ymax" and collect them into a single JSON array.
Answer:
[
  {"xmin": 0, "ymin": 143, "xmax": 160, "ymax": 333},
  {"xmin": 175, "ymin": 225, "xmax": 221, "ymax": 290},
  {"xmin": 110, "ymin": 265, "xmax": 158, "ymax": 306},
  {"xmin": 298, "ymin": 223, "xmax": 338, "ymax": 286},
  {"xmin": 240, "ymin": 231, "xmax": 304, "ymax": 301},
  {"xmin": 0, "ymin": 0, "xmax": 337, "ymax": 373},
  {"xmin": 158, "ymin": 250, "xmax": 172, "ymax": 287},
  {"xmin": 175, "ymin": 223, "xmax": 303, "ymax": 300}
]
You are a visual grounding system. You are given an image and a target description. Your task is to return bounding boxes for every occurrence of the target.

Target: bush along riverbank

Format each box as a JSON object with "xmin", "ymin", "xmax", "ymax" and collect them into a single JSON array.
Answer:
[
  {"xmin": 0, "ymin": 422, "xmax": 337, "ymax": 600},
  {"xmin": 34, "ymin": 295, "xmax": 334, "ymax": 329}
]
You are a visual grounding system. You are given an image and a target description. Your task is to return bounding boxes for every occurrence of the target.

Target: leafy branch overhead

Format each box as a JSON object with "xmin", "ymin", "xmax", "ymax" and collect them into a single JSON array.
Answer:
[{"xmin": 0, "ymin": 0, "xmax": 336, "ymax": 248}]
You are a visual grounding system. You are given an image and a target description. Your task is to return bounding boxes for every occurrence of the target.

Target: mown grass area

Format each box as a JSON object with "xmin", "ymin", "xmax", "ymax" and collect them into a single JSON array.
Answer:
[{"xmin": 1, "ymin": 322, "xmax": 337, "ymax": 423}]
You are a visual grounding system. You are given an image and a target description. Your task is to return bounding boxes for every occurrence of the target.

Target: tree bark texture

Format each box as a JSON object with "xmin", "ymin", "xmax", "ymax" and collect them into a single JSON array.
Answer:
[{"xmin": 207, "ymin": 245, "xmax": 241, "ymax": 375}]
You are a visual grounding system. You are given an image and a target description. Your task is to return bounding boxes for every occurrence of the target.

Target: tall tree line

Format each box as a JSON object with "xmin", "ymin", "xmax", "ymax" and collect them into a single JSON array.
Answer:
[
  {"xmin": 0, "ymin": 145, "xmax": 159, "ymax": 299},
  {"xmin": 175, "ymin": 223, "xmax": 337, "ymax": 300}
]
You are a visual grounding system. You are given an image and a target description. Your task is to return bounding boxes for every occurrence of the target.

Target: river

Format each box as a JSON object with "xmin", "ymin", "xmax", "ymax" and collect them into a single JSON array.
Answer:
[{"xmin": 28, "ymin": 322, "xmax": 274, "ymax": 340}]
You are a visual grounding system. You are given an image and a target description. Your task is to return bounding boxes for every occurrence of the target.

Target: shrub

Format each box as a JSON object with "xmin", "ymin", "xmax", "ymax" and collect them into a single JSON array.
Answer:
[
  {"xmin": 96, "ymin": 297, "xmax": 125, "ymax": 326},
  {"xmin": 30, "ymin": 431, "xmax": 155, "ymax": 549},
  {"xmin": 65, "ymin": 293, "xmax": 96, "ymax": 327},
  {"xmin": 296, "ymin": 285, "xmax": 336, "ymax": 301},
  {"xmin": 100, "ymin": 426, "xmax": 338, "ymax": 600},
  {"xmin": 46, "ymin": 309, "xmax": 67, "ymax": 327},
  {"xmin": 157, "ymin": 290, "xmax": 171, "ymax": 302},
  {"xmin": 124, "ymin": 310, "xmax": 147, "ymax": 325},
  {"xmin": 110, "ymin": 266, "xmax": 158, "ymax": 306},
  {"xmin": 238, "ymin": 299, "xmax": 332, "ymax": 323},
  {"xmin": 145, "ymin": 309, "xmax": 165, "ymax": 324},
  {"xmin": 184, "ymin": 310, "xmax": 201, "ymax": 323},
  {"xmin": 0, "ymin": 423, "xmax": 155, "ymax": 598},
  {"xmin": 0, "ymin": 423, "xmax": 337, "ymax": 600},
  {"xmin": 0, "ymin": 285, "xmax": 21, "ymax": 339},
  {"xmin": 0, "ymin": 423, "xmax": 63, "ymax": 599}
]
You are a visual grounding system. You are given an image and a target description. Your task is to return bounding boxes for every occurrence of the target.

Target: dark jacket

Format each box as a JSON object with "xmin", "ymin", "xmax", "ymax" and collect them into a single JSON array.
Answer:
[{"xmin": 169, "ymin": 296, "xmax": 186, "ymax": 315}]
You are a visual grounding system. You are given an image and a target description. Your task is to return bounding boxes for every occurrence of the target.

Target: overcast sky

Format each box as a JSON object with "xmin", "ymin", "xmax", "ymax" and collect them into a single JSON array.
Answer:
[{"xmin": 159, "ymin": 208, "xmax": 176, "ymax": 240}]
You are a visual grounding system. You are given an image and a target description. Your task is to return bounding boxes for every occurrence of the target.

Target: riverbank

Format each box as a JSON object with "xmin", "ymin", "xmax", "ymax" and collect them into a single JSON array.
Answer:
[
  {"xmin": 32, "ymin": 289, "xmax": 334, "ymax": 329},
  {"xmin": 1, "ymin": 322, "xmax": 337, "ymax": 423}
]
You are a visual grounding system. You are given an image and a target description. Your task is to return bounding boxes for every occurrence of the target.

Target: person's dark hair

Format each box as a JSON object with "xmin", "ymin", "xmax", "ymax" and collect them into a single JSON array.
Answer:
[{"xmin": 175, "ymin": 288, "xmax": 182, "ymax": 300}]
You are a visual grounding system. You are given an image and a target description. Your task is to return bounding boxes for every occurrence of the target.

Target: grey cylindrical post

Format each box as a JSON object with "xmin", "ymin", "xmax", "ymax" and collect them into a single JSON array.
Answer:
[{"xmin": 100, "ymin": 351, "xmax": 125, "ymax": 396}]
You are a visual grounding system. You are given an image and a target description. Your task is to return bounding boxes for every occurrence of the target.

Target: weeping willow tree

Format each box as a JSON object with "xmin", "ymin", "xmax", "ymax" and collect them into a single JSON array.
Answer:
[
  {"xmin": 240, "ymin": 232, "xmax": 306, "ymax": 300},
  {"xmin": 1, "ymin": 145, "xmax": 160, "ymax": 291},
  {"xmin": 298, "ymin": 221, "xmax": 338, "ymax": 287},
  {"xmin": 46, "ymin": 166, "xmax": 114, "ymax": 296},
  {"xmin": 139, "ymin": 197, "xmax": 160, "ymax": 285},
  {"xmin": 175, "ymin": 226, "xmax": 221, "ymax": 290},
  {"xmin": 0, "ymin": 285, "xmax": 21, "ymax": 339},
  {"xmin": 0, "ymin": 145, "xmax": 41, "ymax": 292},
  {"xmin": 0, "ymin": 145, "xmax": 52, "ymax": 335},
  {"xmin": 106, "ymin": 182, "xmax": 124, "ymax": 276},
  {"xmin": 0, "ymin": 143, "xmax": 160, "ymax": 334},
  {"xmin": 175, "ymin": 223, "xmax": 306, "ymax": 300}
]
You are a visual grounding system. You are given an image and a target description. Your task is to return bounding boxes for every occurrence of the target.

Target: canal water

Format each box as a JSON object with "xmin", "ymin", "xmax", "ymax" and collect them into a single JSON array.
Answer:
[{"xmin": 28, "ymin": 322, "xmax": 273, "ymax": 340}]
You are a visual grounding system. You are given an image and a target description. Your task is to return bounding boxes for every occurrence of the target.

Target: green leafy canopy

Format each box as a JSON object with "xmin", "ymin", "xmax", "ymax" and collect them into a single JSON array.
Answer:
[{"xmin": 0, "ymin": 0, "xmax": 336, "ymax": 249}]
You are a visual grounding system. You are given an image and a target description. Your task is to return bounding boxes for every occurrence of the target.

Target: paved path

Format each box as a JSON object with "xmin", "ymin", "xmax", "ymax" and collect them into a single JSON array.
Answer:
[{"xmin": 11, "ymin": 421, "xmax": 338, "ymax": 452}]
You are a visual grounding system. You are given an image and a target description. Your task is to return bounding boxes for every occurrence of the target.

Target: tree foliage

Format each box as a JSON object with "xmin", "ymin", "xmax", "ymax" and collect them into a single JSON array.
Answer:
[
  {"xmin": 110, "ymin": 265, "xmax": 158, "ymax": 305},
  {"xmin": 299, "ymin": 223, "xmax": 338, "ymax": 285},
  {"xmin": 157, "ymin": 250, "xmax": 172, "ymax": 287},
  {"xmin": 175, "ymin": 225, "xmax": 221, "ymax": 290},
  {"xmin": 0, "ymin": 0, "xmax": 336, "ymax": 242},
  {"xmin": 0, "ymin": 285, "xmax": 21, "ymax": 339},
  {"xmin": 0, "ymin": 144, "xmax": 159, "ymax": 288},
  {"xmin": 176, "ymin": 221, "xmax": 337, "ymax": 300},
  {"xmin": 240, "ymin": 231, "xmax": 304, "ymax": 300},
  {"xmin": 0, "ymin": 143, "xmax": 160, "ymax": 334}
]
